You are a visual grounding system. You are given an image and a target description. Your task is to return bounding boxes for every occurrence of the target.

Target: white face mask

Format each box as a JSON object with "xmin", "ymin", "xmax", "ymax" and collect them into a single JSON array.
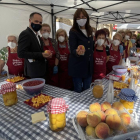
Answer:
[
  {"xmin": 58, "ymin": 36, "xmax": 65, "ymax": 43},
  {"xmin": 125, "ymin": 35, "xmax": 130, "ymax": 40},
  {"xmin": 97, "ymin": 39, "xmax": 104, "ymax": 46},
  {"xmin": 42, "ymin": 32, "xmax": 50, "ymax": 39},
  {"xmin": 76, "ymin": 19, "xmax": 87, "ymax": 27},
  {"xmin": 8, "ymin": 42, "xmax": 16, "ymax": 48},
  {"xmin": 106, "ymin": 35, "xmax": 108, "ymax": 38},
  {"xmin": 113, "ymin": 40, "xmax": 120, "ymax": 46},
  {"xmin": 92, "ymin": 32, "xmax": 95, "ymax": 36}
]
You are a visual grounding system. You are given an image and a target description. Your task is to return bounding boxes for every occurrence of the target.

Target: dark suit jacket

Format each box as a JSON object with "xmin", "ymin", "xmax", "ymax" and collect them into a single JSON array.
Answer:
[
  {"xmin": 68, "ymin": 29, "xmax": 93, "ymax": 78},
  {"xmin": 18, "ymin": 27, "xmax": 46, "ymax": 78}
]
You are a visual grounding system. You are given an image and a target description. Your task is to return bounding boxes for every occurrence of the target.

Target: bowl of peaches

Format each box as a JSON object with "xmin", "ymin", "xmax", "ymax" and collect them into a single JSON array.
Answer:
[{"xmin": 22, "ymin": 78, "xmax": 45, "ymax": 95}]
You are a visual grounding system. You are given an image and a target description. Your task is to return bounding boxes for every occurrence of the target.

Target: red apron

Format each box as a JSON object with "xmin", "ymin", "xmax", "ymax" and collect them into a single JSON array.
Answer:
[
  {"xmin": 43, "ymin": 38, "xmax": 58, "ymax": 86},
  {"xmin": 92, "ymin": 45, "xmax": 107, "ymax": 82},
  {"xmin": 58, "ymin": 42, "xmax": 73, "ymax": 90},
  {"xmin": 7, "ymin": 47, "xmax": 24, "ymax": 76},
  {"xmin": 125, "ymin": 41, "xmax": 129, "ymax": 58},
  {"xmin": 106, "ymin": 44, "xmax": 121, "ymax": 74}
]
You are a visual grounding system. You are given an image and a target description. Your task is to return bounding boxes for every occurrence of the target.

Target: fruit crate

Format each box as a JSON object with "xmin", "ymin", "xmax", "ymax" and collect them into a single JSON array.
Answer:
[{"xmin": 72, "ymin": 109, "xmax": 140, "ymax": 140}]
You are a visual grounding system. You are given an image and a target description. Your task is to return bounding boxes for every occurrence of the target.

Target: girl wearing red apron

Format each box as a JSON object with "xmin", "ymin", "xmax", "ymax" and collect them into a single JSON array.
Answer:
[
  {"xmin": 106, "ymin": 33, "xmax": 122, "ymax": 74},
  {"xmin": 40, "ymin": 24, "xmax": 60, "ymax": 86},
  {"xmin": 0, "ymin": 35, "xmax": 24, "ymax": 76},
  {"xmin": 124, "ymin": 30, "xmax": 133, "ymax": 58},
  {"xmin": 56, "ymin": 29, "xmax": 73, "ymax": 90},
  {"xmin": 92, "ymin": 29, "xmax": 110, "ymax": 82}
]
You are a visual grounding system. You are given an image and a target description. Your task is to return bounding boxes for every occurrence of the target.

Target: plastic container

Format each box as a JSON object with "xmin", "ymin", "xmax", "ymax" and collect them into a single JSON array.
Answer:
[
  {"xmin": 0, "ymin": 83, "xmax": 18, "ymax": 106},
  {"xmin": 22, "ymin": 78, "xmax": 45, "ymax": 95},
  {"xmin": 112, "ymin": 65, "xmax": 127, "ymax": 75},
  {"xmin": 47, "ymin": 98, "xmax": 68, "ymax": 132}
]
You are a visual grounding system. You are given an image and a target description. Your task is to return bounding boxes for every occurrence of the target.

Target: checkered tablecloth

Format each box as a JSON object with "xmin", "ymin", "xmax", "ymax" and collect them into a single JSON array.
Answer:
[{"xmin": 0, "ymin": 72, "xmax": 140, "ymax": 140}]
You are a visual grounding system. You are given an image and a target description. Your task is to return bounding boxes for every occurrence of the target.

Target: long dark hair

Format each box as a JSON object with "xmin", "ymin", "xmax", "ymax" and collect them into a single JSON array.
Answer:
[{"xmin": 71, "ymin": 8, "xmax": 92, "ymax": 37}]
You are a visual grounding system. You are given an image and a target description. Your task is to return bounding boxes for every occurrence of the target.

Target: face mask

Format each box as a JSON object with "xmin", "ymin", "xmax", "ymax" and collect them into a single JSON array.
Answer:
[
  {"xmin": 8, "ymin": 42, "xmax": 16, "ymax": 48},
  {"xmin": 92, "ymin": 32, "xmax": 95, "ymax": 36},
  {"xmin": 125, "ymin": 35, "xmax": 130, "ymax": 40},
  {"xmin": 131, "ymin": 39, "xmax": 136, "ymax": 44},
  {"xmin": 31, "ymin": 22, "xmax": 42, "ymax": 32},
  {"xmin": 106, "ymin": 35, "xmax": 108, "ymax": 38},
  {"xmin": 97, "ymin": 39, "xmax": 104, "ymax": 46},
  {"xmin": 113, "ymin": 40, "xmax": 120, "ymax": 46},
  {"xmin": 58, "ymin": 36, "xmax": 65, "ymax": 43},
  {"xmin": 76, "ymin": 19, "xmax": 87, "ymax": 27},
  {"xmin": 42, "ymin": 32, "xmax": 50, "ymax": 39}
]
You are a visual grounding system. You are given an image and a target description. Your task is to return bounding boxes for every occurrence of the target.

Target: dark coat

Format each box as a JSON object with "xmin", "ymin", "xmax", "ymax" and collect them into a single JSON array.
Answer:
[
  {"xmin": 68, "ymin": 29, "xmax": 93, "ymax": 78},
  {"xmin": 18, "ymin": 27, "xmax": 46, "ymax": 78}
]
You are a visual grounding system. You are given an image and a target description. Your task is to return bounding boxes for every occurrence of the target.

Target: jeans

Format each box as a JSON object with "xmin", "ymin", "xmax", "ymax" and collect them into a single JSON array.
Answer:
[{"xmin": 73, "ymin": 76, "xmax": 92, "ymax": 93}]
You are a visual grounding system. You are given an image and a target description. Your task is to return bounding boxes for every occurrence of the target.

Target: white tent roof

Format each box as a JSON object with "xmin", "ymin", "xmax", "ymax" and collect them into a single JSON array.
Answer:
[{"xmin": 1, "ymin": 0, "xmax": 140, "ymax": 48}]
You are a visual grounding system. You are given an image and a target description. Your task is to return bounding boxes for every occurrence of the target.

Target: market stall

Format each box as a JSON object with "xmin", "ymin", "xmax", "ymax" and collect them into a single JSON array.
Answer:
[{"xmin": 0, "ymin": 67, "xmax": 140, "ymax": 140}]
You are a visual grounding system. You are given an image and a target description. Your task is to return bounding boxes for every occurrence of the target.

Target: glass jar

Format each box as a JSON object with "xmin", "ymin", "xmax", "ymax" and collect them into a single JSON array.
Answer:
[
  {"xmin": 49, "ymin": 112, "xmax": 66, "ymax": 132},
  {"xmin": 47, "ymin": 98, "xmax": 68, "ymax": 132},
  {"xmin": 0, "ymin": 83, "xmax": 17, "ymax": 106},
  {"xmin": 3, "ymin": 90, "xmax": 18, "ymax": 106},
  {"xmin": 90, "ymin": 79, "xmax": 103, "ymax": 98},
  {"xmin": 120, "ymin": 99, "xmax": 134, "ymax": 114}
]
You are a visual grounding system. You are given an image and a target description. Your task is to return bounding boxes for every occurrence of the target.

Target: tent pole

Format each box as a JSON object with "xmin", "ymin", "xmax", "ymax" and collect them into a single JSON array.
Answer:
[
  {"xmin": 96, "ymin": 18, "xmax": 98, "ymax": 30},
  {"xmin": 54, "ymin": 16, "xmax": 56, "ymax": 39},
  {"xmin": 51, "ymin": 4, "xmax": 54, "ymax": 39}
]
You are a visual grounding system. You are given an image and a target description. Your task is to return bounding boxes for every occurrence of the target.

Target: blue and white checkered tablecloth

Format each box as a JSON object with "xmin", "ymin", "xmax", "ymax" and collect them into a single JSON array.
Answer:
[{"xmin": 0, "ymin": 71, "xmax": 140, "ymax": 140}]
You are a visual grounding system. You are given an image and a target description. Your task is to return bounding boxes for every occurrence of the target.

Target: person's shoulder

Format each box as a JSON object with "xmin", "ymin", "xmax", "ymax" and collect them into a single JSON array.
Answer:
[
  {"xmin": 19, "ymin": 27, "xmax": 30, "ymax": 36},
  {"xmin": 49, "ymin": 38, "xmax": 57, "ymax": 44}
]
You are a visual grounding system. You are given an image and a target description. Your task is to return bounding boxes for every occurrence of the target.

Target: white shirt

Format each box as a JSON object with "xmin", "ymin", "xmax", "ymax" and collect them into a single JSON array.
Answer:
[
  {"xmin": 28, "ymin": 27, "xmax": 41, "ymax": 63},
  {"xmin": 80, "ymin": 29, "xmax": 87, "ymax": 37},
  {"xmin": 29, "ymin": 27, "xmax": 41, "ymax": 46}
]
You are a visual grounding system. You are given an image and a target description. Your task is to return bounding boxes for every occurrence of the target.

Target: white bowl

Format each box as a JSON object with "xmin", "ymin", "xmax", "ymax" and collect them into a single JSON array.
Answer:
[
  {"xmin": 129, "ymin": 57, "xmax": 139, "ymax": 63},
  {"xmin": 112, "ymin": 65, "xmax": 127, "ymax": 75}
]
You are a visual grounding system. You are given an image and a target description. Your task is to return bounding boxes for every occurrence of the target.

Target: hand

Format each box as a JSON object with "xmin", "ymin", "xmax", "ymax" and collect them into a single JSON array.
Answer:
[
  {"xmin": 53, "ymin": 66, "xmax": 58, "ymax": 74},
  {"xmin": 42, "ymin": 52, "xmax": 52, "ymax": 58},
  {"xmin": 76, "ymin": 48, "xmax": 85, "ymax": 55}
]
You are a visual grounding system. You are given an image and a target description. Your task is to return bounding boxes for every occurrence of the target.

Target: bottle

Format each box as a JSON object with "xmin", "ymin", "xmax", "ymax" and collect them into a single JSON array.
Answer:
[{"xmin": 106, "ymin": 80, "xmax": 114, "ymax": 104}]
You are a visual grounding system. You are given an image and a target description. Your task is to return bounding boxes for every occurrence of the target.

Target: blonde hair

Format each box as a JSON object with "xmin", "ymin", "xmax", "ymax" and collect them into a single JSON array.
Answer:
[
  {"xmin": 118, "ymin": 30, "xmax": 125, "ymax": 34},
  {"xmin": 7, "ymin": 35, "xmax": 18, "ymax": 42},
  {"xmin": 125, "ymin": 29, "xmax": 132, "ymax": 38},
  {"xmin": 113, "ymin": 33, "xmax": 122, "ymax": 41},
  {"xmin": 40, "ymin": 23, "xmax": 51, "ymax": 31},
  {"xmin": 56, "ymin": 29, "xmax": 68, "ymax": 42}
]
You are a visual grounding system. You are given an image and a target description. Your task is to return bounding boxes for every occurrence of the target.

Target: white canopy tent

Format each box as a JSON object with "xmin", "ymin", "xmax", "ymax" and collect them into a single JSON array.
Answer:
[{"xmin": 1, "ymin": 0, "xmax": 140, "ymax": 48}]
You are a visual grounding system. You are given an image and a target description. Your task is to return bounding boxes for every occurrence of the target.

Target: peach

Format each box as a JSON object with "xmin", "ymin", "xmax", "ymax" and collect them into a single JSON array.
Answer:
[
  {"xmin": 105, "ymin": 108, "xmax": 118, "ymax": 116},
  {"xmin": 112, "ymin": 102, "xmax": 124, "ymax": 111},
  {"xmin": 44, "ymin": 50, "xmax": 51, "ymax": 55},
  {"xmin": 89, "ymin": 102, "xmax": 101, "ymax": 112},
  {"xmin": 120, "ymin": 113, "xmax": 131, "ymax": 126},
  {"xmin": 86, "ymin": 125, "xmax": 96, "ymax": 137},
  {"xmin": 97, "ymin": 111, "xmax": 106, "ymax": 122},
  {"xmin": 106, "ymin": 115, "xmax": 121, "ymax": 130},
  {"xmin": 118, "ymin": 124, "xmax": 127, "ymax": 133},
  {"xmin": 76, "ymin": 111, "xmax": 88, "ymax": 127},
  {"xmin": 78, "ymin": 45, "xmax": 85, "ymax": 50},
  {"xmin": 95, "ymin": 122, "xmax": 110, "ymax": 139},
  {"xmin": 101, "ymin": 102, "xmax": 111, "ymax": 112},
  {"xmin": 87, "ymin": 112, "xmax": 101, "ymax": 127}
]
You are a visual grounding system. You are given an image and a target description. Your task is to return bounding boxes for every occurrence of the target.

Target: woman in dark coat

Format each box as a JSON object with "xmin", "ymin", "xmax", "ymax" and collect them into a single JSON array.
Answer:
[{"xmin": 68, "ymin": 8, "xmax": 93, "ymax": 93}]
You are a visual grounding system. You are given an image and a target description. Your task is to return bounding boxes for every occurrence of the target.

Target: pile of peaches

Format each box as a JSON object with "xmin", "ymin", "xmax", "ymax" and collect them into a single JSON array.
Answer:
[{"xmin": 76, "ymin": 101, "xmax": 133, "ymax": 139}]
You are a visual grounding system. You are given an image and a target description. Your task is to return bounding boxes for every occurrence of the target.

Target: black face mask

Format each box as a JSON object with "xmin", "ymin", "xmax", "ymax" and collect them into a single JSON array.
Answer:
[{"xmin": 31, "ymin": 22, "xmax": 42, "ymax": 32}]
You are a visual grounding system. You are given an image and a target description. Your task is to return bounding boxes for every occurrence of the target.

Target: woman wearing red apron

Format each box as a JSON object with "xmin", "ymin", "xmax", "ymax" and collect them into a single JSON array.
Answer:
[
  {"xmin": 56, "ymin": 29, "xmax": 73, "ymax": 90},
  {"xmin": 106, "ymin": 33, "xmax": 122, "ymax": 74},
  {"xmin": 92, "ymin": 29, "xmax": 110, "ymax": 82},
  {"xmin": 0, "ymin": 35, "xmax": 24, "ymax": 76},
  {"xmin": 40, "ymin": 24, "xmax": 60, "ymax": 86},
  {"xmin": 124, "ymin": 30, "xmax": 133, "ymax": 58}
]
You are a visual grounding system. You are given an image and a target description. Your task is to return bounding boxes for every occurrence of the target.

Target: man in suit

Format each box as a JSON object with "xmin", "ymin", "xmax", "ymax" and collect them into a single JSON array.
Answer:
[{"xmin": 18, "ymin": 12, "xmax": 51, "ymax": 78}]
